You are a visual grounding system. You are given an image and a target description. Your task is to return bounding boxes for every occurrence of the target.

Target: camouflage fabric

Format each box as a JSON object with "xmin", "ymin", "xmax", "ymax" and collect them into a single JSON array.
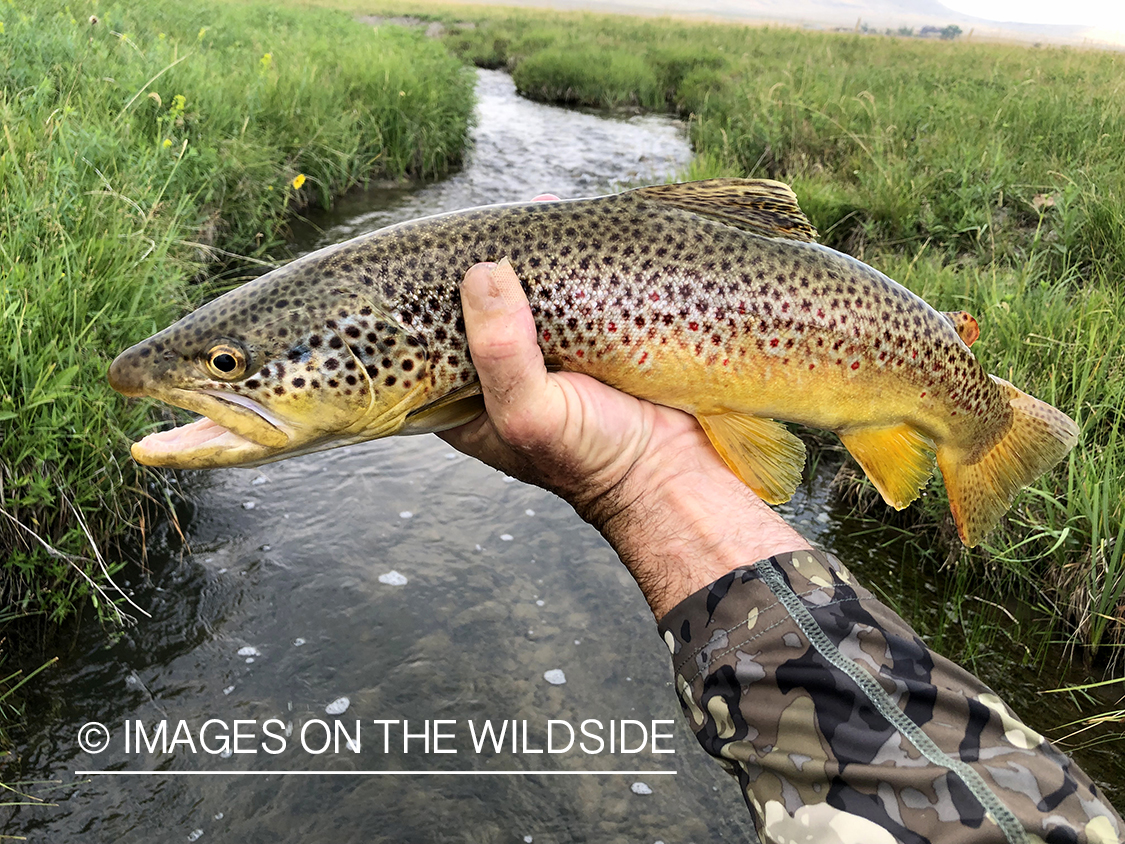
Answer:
[{"xmin": 658, "ymin": 549, "xmax": 1124, "ymax": 844}]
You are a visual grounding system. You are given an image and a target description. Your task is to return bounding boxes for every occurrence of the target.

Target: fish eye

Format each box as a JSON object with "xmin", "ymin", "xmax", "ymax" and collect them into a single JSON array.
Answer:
[{"xmin": 205, "ymin": 343, "xmax": 248, "ymax": 380}]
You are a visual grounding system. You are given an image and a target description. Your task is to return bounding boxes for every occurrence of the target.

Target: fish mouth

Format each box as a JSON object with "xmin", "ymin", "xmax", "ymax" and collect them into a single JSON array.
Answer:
[{"xmin": 131, "ymin": 389, "xmax": 293, "ymax": 469}]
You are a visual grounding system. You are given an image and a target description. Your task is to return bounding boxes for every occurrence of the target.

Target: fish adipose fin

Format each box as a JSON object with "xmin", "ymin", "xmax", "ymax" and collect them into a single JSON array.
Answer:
[
  {"xmin": 632, "ymin": 179, "xmax": 819, "ymax": 243},
  {"xmin": 936, "ymin": 377, "xmax": 1080, "ymax": 547},
  {"xmin": 940, "ymin": 310, "xmax": 981, "ymax": 347},
  {"xmin": 696, "ymin": 412, "xmax": 806, "ymax": 504},
  {"xmin": 838, "ymin": 424, "xmax": 936, "ymax": 510}
]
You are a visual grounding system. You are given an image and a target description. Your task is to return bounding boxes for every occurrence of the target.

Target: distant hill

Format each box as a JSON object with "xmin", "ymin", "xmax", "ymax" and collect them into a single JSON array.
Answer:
[{"xmin": 480, "ymin": 0, "xmax": 1121, "ymax": 48}]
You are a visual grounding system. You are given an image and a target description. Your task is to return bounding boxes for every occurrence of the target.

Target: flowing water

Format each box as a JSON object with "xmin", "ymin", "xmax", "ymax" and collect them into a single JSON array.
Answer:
[{"xmin": 6, "ymin": 70, "xmax": 1123, "ymax": 843}]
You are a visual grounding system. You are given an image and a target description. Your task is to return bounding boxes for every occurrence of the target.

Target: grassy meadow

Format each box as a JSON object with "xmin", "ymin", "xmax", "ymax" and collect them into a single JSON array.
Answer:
[
  {"xmin": 0, "ymin": 0, "xmax": 473, "ymax": 691},
  {"xmin": 3, "ymin": 0, "xmax": 1122, "ymax": 708}
]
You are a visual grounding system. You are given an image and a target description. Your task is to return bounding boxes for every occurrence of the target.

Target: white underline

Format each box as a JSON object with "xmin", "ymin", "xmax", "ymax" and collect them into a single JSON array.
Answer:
[{"xmin": 75, "ymin": 770, "xmax": 678, "ymax": 776}]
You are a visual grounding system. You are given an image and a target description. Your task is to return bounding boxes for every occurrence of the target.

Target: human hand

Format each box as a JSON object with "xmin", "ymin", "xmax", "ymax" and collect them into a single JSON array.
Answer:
[{"xmin": 438, "ymin": 259, "xmax": 810, "ymax": 620}]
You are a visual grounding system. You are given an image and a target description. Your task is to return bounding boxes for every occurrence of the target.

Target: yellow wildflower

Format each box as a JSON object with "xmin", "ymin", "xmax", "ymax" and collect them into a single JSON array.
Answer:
[
  {"xmin": 162, "ymin": 138, "xmax": 172, "ymax": 148},
  {"xmin": 291, "ymin": 173, "xmax": 306, "ymax": 190}
]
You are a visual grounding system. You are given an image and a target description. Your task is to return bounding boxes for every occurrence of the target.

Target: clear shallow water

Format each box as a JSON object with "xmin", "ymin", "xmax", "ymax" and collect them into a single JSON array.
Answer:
[{"xmin": 6, "ymin": 70, "xmax": 1123, "ymax": 842}]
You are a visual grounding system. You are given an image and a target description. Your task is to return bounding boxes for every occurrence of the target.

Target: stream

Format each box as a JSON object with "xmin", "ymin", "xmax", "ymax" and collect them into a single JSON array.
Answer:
[{"xmin": 6, "ymin": 69, "xmax": 1123, "ymax": 843}]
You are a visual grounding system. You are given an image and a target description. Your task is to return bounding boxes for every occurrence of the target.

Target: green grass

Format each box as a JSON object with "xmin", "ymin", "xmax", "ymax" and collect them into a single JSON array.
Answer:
[{"xmin": 0, "ymin": 0, "xmax": 473, "ymax": 637}]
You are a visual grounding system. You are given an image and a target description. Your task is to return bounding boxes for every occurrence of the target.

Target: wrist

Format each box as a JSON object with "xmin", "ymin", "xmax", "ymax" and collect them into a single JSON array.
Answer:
[{"xmin": 579, "ymin": 427, "xmax": 811, "ymax": 620}]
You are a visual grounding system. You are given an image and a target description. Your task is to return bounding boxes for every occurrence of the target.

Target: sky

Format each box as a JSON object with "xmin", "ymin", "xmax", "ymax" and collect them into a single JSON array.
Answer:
[{"xmin": 939, "ymin": 0, "xmax": 1125, "ymax": 32}]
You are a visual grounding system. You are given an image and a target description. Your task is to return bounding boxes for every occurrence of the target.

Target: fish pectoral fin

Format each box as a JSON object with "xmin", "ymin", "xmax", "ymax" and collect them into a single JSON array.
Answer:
[
  {"xmin": 941, "ymin": 310, "xmax": 981, "ymax": 347},
  {"xmin": 399, "ymin": 382, "xmax": 485, "ymax": 435},
  {"xmin": 696, "ymin": 412, "xmax": 806, "ymax": 504},
  {"xmin": 837, "ymin": 424, "xmax": 936, "ymax": 510},
  {"xmin": 631, "ymin": 179, "xmax": 818, "ymax": 243}
]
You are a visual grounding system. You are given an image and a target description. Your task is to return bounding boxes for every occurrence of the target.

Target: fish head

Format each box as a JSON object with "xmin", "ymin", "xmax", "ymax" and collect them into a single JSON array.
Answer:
[{"xmin": 109, "ymin": 260, "xmax": 433, "ymax": 469}]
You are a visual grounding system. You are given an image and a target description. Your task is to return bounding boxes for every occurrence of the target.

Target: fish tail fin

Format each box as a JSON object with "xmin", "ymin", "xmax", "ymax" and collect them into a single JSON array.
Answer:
[{"xmin": 936, "ymin": 376, "xmax": 1079, "ymax": 547}]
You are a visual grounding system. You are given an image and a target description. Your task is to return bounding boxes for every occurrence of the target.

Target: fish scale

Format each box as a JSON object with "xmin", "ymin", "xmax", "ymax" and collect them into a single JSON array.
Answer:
[{"xmin": 108, "ymin": 178, "xmax": 1078, "ymax": 546}]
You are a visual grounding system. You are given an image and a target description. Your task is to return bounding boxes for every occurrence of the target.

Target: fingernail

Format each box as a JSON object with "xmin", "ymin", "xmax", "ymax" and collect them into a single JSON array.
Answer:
[
  {"xmin": 463, "ymin": 258, "xmax": 523, "ymax": 314},
  {"xmin": 461, "ymin": 262, "xmax": 500, "ymax": 312}
]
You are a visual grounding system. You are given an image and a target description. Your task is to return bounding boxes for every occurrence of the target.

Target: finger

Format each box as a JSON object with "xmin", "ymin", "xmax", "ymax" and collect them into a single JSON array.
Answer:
[
  {"xmin": 532, "ymin": 194, "xmax": 560, "ymax": 202},
  {"xmin": 460, "ymin": 258, "xmax": 553, "ymax": 441}
]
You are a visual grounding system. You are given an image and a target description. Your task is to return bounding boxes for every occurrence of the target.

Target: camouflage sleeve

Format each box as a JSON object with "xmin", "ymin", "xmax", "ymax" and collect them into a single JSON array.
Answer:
[{"xmin": 657, "ymin": 549, "xmax": 1124, "ymax": 844}]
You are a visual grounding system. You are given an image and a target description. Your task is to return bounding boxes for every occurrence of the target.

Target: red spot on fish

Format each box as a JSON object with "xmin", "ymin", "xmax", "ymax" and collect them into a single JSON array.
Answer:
[
  {"xmin": 689, "ymin": 321, "xmax": 699, "ymax": 331},
  {"xmin": 770, "ymin": 338, "xmax": 780, "ymax": 347},
  {"xmin": 649, "ymin": 291, "xmax": 660, "ymax": 301},
  {"xmin": 912, "ymin": 350, "xmax": 918, "ymax": 359},
  {"xmin": 782, "ymin": 357, "xmax": 789, "ymax": 365},
  {"xmin": 542, "ymin": 330, "xmax": 551, "ymax": 341},
  {"xmin": 781, "ymin": 302, "xmax": 790, "ymax": 312},
  {"xmin": 817, "ymin": 309, "xmax": 825, "ymax": 318},
  {"xmin": 639, "ymin": 352, "xmax": 648, "ymax": 364},
  {"xmin": 608, "ymin": 322, "xmax": 617, "ymax": 332},
  {"xmin": 851, "ymin": 361, "xmax": 860, "ymax": 370},
  {"xmin": 576, "ymin": 349, "xmax": 584, "ymax": 358},
  {"xmin": 722, "ymin": 358, "xmax": 729, "ymax": 366},
  {"xmin": 809, "ymin": 363, "xmax": 815, "ymax": 370},
  {"xmin": 920, "ymin": 392, "xmax": 926, "ymax": 398}
]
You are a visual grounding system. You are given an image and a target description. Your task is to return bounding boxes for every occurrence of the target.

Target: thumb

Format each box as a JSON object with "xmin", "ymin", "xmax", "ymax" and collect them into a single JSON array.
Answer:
[{"xmin": 460, "ymin": 259, "xmax": 552, "ymax": 439}]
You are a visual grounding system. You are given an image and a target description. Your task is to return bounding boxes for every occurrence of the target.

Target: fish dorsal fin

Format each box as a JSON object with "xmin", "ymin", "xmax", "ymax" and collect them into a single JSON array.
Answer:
[
  {"xmin": 696, "ymin": 412, "xmax": 806, "ymax": 504},
  {"xmin": 941, "ymin": 310, "xmax": 980, "ymax": 347},
  {"xmin": 837, "ymin": 423, "xmax": 936, "ymax": 510},
  {"xmin": 631, "ymin": 179, "xmax": 818, "ymax": 243}
]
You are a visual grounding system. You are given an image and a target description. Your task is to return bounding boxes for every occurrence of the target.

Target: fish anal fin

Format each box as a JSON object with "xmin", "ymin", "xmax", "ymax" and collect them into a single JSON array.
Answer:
[
  {"xmin": 838, "ymin": 424, "xmax": 936, "ymax": 510},
  {"xmin": 941, "ymin": 310, "xmax": 981, "ymax": 347},
  {"xmin": 399, "ymin": 382, "xmax": 485, "ymax": 435},
  {"xmin": 632, "ymin": 179, "xmax": 818, "ymax": 243},
  {"xmin": 697, "ymin": 412, "xmax": 806, "ymax": 504}
]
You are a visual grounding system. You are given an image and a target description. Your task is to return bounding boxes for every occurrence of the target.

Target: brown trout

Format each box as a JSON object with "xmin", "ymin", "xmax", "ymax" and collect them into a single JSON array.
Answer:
[{"xmin": 108, "ymin": 179, "xmax": 1078, "ymax": 546}]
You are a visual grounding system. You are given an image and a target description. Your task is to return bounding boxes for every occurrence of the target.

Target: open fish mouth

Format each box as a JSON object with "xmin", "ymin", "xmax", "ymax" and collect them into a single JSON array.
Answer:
[{"xmin": 131, "ymin": 390, "xmax": 292, "ymax": 469}]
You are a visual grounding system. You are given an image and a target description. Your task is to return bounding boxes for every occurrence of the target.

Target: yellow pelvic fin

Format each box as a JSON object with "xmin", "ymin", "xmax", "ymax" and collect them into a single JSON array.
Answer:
[
  {"xmin": 837, "ymin": 424, "xmax": 936, "ymax": 510},
  {"xmin": 941, "ymin": 310, "xmax": 981, "ymax": 347},
  {"xmin": 936, "ymin": 376, "xmax": 1080, "ymax": 547},
  {"xmin": 696, "ymin": 412, "xmax": 806, "ymax": 504},
  {"xmin": 398, "ymin": 382, "xmax": 484, "ymax": 435},
  {"xmin": 632, "ymin": 179, "xmax": 818, "ymax": 243}
]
